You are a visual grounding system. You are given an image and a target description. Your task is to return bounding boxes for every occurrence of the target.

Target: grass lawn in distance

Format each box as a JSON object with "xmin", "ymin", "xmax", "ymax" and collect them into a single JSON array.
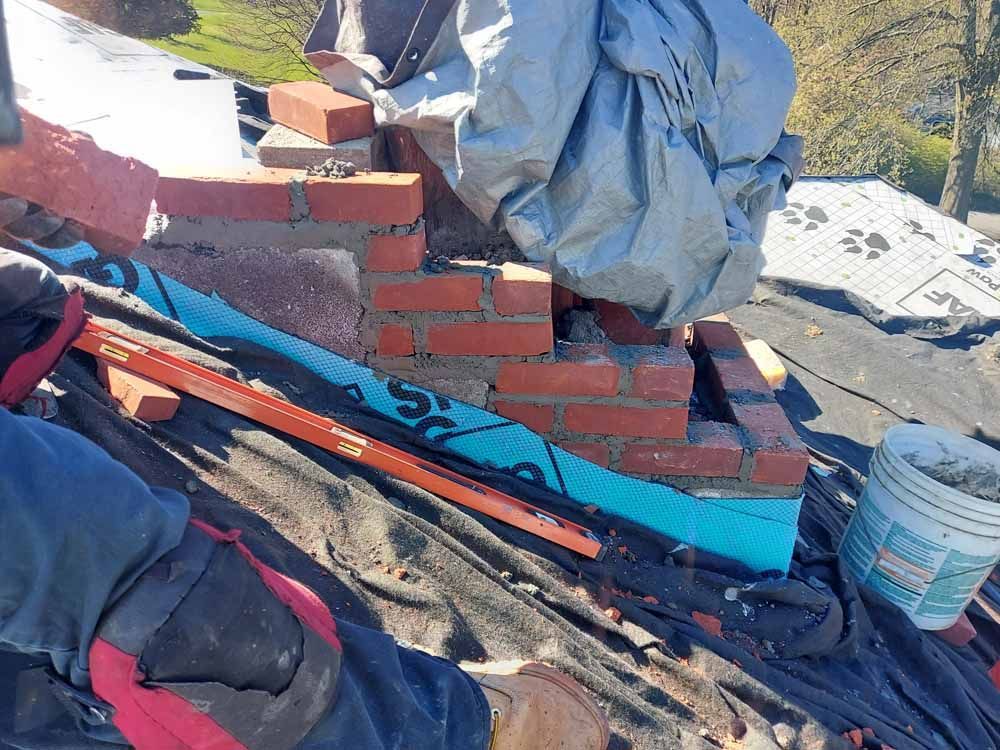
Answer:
[{"xmin": 145, "ymin": 0, "xmax": 315, "ymax": 85}]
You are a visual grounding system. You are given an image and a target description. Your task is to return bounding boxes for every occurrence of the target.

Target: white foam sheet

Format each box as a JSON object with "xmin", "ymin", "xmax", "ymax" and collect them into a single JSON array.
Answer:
[
  {"xmin": 762, "ymin": 176, "xmax": 1000, "ymax": 318},
  {"xmin": 6, "ymin": 0, "xmax": 246, "ymax": 171}
]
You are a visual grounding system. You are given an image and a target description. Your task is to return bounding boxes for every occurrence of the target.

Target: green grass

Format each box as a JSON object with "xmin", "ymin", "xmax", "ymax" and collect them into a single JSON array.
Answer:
[
  {"xmin": 145, "ymin": 0, "xmax": 316, "ymax": 85},
  {"xmin": 900, "ymin": 132, "xmax": 951, "ymax": 204},
  {"xmin": 899, "ymin": 131, "xmax": 1000, "ymax": 211}
]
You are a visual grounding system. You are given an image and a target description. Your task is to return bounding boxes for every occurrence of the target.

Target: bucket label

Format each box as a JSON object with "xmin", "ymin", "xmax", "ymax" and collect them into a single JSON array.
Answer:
[
  {"xmin": 915, "ymin": 548, "xmax": 997, "ymax": 618},
  {"xmin": 842, "ymin": 495, "xmax": 998, "ymax": 621}
]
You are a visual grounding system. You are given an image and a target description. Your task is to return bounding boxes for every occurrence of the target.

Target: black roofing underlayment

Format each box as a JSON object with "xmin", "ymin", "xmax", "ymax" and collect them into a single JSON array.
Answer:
[{"xmin": 1, "ymin": 276, "xmax": 999, "ymax": 750}]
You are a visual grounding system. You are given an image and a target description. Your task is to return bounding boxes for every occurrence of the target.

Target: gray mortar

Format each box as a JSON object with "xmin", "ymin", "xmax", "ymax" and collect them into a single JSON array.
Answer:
[
  {"xmin": 558, "ymin": 309, "xmax": 608, "ymax": 343},
  {"xmin": 307, "ymin": 158, "xmax": 358, "ymax": 179},
  {"xmin": 428, "ymin": 225, "xmax": 525, "ymax": 264},
  {"xmin": 904, "ymin": 447, "xmax": 1000, "ymax": 503},
  {"xmin": 145, "ymin": 213, "xmax": 373, "ymax": 254},
  {"xmin": 288, "ymin": 177, "xmax": 310, "ymax": 223}
]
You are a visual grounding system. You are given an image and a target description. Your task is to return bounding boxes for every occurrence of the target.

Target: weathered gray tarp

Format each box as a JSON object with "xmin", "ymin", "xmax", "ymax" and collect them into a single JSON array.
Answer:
[{"xmin": 306, "ymin": 0, "xmax": 802, "ymax": 328}]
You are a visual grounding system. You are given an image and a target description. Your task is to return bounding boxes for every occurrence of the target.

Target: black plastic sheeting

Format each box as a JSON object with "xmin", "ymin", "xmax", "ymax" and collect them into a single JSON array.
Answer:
[{"xmin": 1, "ymin": 274, "xmax": 999, "ymax": 750}]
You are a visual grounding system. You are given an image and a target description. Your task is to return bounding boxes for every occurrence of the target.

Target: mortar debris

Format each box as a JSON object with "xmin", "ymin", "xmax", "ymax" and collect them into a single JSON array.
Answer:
[
  {"xmin": 558, "ymin": 308, "xmax": 608, "ymax": 344},
  {"xmin": 307, "ymin": 158, "xmax": 358, "ymax": 178},
  {"xmin": 903, "ymin": 446, "xmax": 1000, "ymax": 503},
  {"xmin": 427, "ymin": 225, "xmax": 525, "ymax": 264}
]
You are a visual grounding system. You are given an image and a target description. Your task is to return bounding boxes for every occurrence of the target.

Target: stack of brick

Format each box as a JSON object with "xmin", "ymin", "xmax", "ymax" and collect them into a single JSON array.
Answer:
[{"xmin": 257, "ymin": 82, "xmax": 387, "ymax": 171}]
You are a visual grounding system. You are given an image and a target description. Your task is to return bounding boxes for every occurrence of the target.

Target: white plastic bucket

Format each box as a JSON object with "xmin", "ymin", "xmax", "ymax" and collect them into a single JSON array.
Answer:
[{"xmin": 839, "ymin": 424, "xmax": 1000, "ymax": 630}]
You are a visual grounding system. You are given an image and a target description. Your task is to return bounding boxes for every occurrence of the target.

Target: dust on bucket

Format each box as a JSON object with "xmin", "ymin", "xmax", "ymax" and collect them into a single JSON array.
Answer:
[{"xmin": 839, "ymin": 424, "xmax": 1000, "ymax": 630}]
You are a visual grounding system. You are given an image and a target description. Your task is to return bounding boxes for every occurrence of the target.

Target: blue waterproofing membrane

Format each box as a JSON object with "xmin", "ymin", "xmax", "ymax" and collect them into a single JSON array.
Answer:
[{"xmin": 39, "ymin": 243, "xmax": 802, "ymax": 573}]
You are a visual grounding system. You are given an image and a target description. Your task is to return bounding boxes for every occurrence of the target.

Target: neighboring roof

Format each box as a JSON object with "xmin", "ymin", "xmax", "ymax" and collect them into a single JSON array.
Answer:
[
  {"xmin": 7, "ymin": 0, "xmax": 246, "ymax": 171},
  {"xmin": 761, "ymin": 174, "xmax": 1000, "ymax": 318}
]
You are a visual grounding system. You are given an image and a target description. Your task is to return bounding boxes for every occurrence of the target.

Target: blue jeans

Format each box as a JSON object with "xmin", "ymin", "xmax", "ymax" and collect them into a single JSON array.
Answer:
[{"xmin": 0, "ymin": 408, "xmax": 489, "ymax": 750}]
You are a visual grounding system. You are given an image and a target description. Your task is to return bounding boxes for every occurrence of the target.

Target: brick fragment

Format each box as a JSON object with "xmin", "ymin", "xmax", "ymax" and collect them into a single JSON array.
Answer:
[
  {"xmin": 933, "ymin": 611, "xmax": 977, "ymax": 647},
  {"xmin": 604, "ymin": 607, "xmax": 622, "ymax": 623},
  {"xmin": 156, "ymin": 168, "xmax": 292, "ymax": 221},
  {"xmin": 843, "ymin": 729, "xmax": 863, "ymax": 748},
  {"xmin": 564, "ymin": 404, "xmax": 687, "ymax": 439},
  {"xmin": 692, "ymin": 611, "xmax": 723, "ymax": 637},
  {"xmin": 305, "ymin": 173, "xmax": 423, "ymax": 225},
  {"xmin": 693, "ymin": 315, "xmax": 745, "ymax": 353},
  {"xmin": 620, "ymin": 423, "xmax": 744, "ymax": 477},
  {"xmin": 628, "ymin": 348, "xmax": 694, "ymax": 401},
  {"xmin": 494, "ymin": 401, "xmax": 555, "ymax": 434},
  {"xmin": 595, "ymin": 299, "xmax": 666, "ymax": 345},
  {"xmin": 426, "ymin": 322, "xmax": 552, "ymax": 356},
  {"xmin": 492, "ymin": 263, "xmax": 552, "ymax": 316},
  {"xmin": 268, "ymin": 81, "xmax": 374, "ymax": 144},
  {"xmin": 559, "ymin": 442, "xmax": 611, "ymax": 467},
  {"xmin": 990, "ymin": 661, "xmax": 1000, "ymax": 690},
  {"xmin": 377, "ymin": 324, "xmax": 414, "ymax": 357},
  {"xmin": 373, "ymin": 276, "xmax": 482, "ymax": 312},
  {"xmin": 497, "ymin": 345, "xmax": 620, "ymax": 397},
  {"xmin": 97, "ymin": 361, "xmax": 180, "ymax": 422},
  {"xmin": 0, "ymin": 109, "xmax": 158, "ymax": 254}
]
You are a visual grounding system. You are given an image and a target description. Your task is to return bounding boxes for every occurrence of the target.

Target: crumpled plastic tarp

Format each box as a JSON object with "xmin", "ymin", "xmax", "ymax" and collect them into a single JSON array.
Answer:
[{"xmin": 306, "ymin": 0, "xmax": 803, "ymax": 328}]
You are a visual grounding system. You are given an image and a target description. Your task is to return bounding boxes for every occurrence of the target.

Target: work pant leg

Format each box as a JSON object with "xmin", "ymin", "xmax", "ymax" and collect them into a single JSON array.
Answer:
[
  {"xmin": 0, "ymin": 407, "xmax": 189, "ymax": 687},
  {"xmin": 300, "ymin": 618, "xmax": 491, "ymax": 750}
]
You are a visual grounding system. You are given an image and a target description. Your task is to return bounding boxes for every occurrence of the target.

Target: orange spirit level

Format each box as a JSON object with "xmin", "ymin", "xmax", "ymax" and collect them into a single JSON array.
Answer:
[{"xmin": 75, "ymin": 321, "xmax": 605, "ymax": 560}]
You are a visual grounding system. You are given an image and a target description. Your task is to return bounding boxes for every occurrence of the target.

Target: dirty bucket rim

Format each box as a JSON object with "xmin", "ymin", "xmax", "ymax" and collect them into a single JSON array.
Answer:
[{"xmin": 878, "ymin": 424, "xmax": 1000, "ymax": 518}]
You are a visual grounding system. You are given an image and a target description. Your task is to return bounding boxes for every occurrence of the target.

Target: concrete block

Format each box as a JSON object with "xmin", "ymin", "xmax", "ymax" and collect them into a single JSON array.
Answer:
[{"xmin": 257, "ymin": 124, "xmax": 387, "ymax": 171}]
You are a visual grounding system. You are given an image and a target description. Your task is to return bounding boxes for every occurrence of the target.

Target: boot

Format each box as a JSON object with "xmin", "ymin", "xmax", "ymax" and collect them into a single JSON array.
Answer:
[{"xmin": 461, "ymin": 661, "xmax": 610, "ymax": 750}]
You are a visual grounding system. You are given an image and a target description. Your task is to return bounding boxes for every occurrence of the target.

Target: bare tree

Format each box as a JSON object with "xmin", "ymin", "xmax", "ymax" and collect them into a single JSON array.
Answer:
[
  {"xmin": 848, "ymin": 0, "xmax": 1000, "ymax": 220},
  {"xmin": 220, "ymin": 0, "xmax": 322, "ymax": 83}
]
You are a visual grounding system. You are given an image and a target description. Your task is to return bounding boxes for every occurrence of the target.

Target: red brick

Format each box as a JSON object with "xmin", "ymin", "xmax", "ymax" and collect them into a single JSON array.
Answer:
[
  {"xmin": 0, "ymin": 109, "xmax": 158, "ymax": 254},
  {"xmin": 751, "ymin": 449, "xmax": 809, "ymax": 486},
  {"xmin": 97, "ymin": 361, "xmax": 180, "ymax": 422},
  {"xmin": 730, "ymin": 402, "xmax": 797, "ymax": 443},
  {"xmin": 629, "ymin": 350, "xmax": 694, "ymax": 401},
  {"xmin": 564, "ymin": 404, "xmax": 687, "ymax": 439},
  {"xmin": 620, "ymin": 423, "xmax": 743, "ymax": 477},
  {"xmin": 496, "ymin": 355, "xmax": 620, "ymax": 397},
  {"xmin": 492, "ymin": 263, "xmax": 552, "ymax": 316},
  {"xmin": 426, "ymin": 322, "xmax": 552, "ymax": 356},
  {"xmin": 552, "ymin": 285, "xmax": 581, "ymax": 321},
  {"xmin": 305, "ymin": 173, "xmax": 423, "ymax": 225},
  {"xmin": 156, "ymin": 168, "xmax": 292, "ymax": 221},
  {"xmin": 373, "ymin": 276, "xmax": 482, "ymax": 312},
  {"xmin": 693, "ymin": 316, "xmax": 745, "ymax": 353},
  {"xmin": 595, "ymin": 299, "xmax": 666, "ymax": 345},
  {"xmin": 494, "ymin": 401, "xmax": 555, "ymax": 434},
  {"xmin": 367, "ymin": 231, "xmax": 427, "ymax": 272},
  {"xmin": 268, "ymin": 81, "xmax": 374, "ymax": 144},
  {"xmin": 377, "ymin": 324, "xmax": 414, "ymax": 357},
  {"xmin": 559, "ymin": 442, "xmax": 611, "ymax": 467},
  {"xmin": 708, "ymin": 354, "xmax": 772, "ymax": 395},
  {"xmin": 933, "ymin": 612, "xmax": 977, "ymax": 647},
  {"xmin": 731, "ymin": 403, "xmax": 809, "ymax": 486}
]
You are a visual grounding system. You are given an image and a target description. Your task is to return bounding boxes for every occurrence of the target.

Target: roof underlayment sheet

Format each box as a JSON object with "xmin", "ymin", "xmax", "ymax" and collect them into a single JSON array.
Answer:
[{"xmin": 761, "ymin": 176, "xmax": 1000, "ymax": 318}]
